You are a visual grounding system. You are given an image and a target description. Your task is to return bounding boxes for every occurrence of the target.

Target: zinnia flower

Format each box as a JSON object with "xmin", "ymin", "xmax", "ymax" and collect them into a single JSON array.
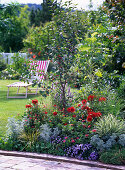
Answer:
[
  {"xmin": 77, "ymin": 104, "xmax": 81, "ymax": 107},
  {"xmin": 67, "ymin": 107, "xmax": 71, "ymax": 112},
  {"xmin": 88, "ymin": 95, "xmax": 96, "ymax": 101},
  {"xmin": 72, "ymin": 115, "xmax": 76, "ymax": 118},
  {"xmin": 82, "ymin": 99, "xmax": 87, "ymax": 105},
  {"xmin": 25, "ymin": 104, "xmax": 32, "ymax": 108},
  {"xmin": 70, "ymin": 107, "xmax": 75, "ymax": 112},
  {"xmin": 71, "ymin": 139, "xmax": 75, "ymax": 143},
  {"xmin": 53, "ymin": 112, "xmax": 57, "ymax": 116},
  {"xmin": 87, "ymin": 115, "xmax": 92, "ymax": 122},
  {"xmin": 32, "ymin": 99, "xmax": 38, "ymax": 104},
  {"xmin": 96, "ymin": 112, "xmax": 102, "ymax": 117},
  {"xmin": 45, "ymin": 111, "xmax": 48, "ymax": 114}
]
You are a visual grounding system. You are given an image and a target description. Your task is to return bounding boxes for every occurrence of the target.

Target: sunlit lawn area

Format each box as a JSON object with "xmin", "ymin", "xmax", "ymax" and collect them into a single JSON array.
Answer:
[{"xmin": 0, "ymin": 79, "xmax": 51, "ymax": 137}]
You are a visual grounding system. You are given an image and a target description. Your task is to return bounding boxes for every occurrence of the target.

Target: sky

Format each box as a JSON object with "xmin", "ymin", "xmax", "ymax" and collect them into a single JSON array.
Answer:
[{"xmin": 0, "ymin": 0, "xmax": 105, "ymax": 10}]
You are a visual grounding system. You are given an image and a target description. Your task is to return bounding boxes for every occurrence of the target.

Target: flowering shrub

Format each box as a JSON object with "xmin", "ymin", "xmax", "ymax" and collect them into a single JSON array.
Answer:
[{"xmin": 23, "ymin": 99, "xmax": 47, "ymax": 135}]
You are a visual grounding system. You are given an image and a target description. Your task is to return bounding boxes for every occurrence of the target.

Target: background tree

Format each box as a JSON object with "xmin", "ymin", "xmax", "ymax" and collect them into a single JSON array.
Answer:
[
  {"xmin": 0, "ymin": 3, "xmax": 30, "ymax": 52},
  {"xmin": 29, "ymin": 0, "xmax": 59, "ymax": 26}
]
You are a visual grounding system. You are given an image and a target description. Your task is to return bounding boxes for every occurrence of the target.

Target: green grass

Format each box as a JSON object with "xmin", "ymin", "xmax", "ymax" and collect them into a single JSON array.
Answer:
[{"xmin": 0, "ymin": 80, "xmax": 51, "ymax": 137}]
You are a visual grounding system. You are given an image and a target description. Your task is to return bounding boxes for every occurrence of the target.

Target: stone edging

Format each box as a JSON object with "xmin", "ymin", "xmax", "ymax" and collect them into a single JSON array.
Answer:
[{"xmin": 0, "ymin": 150, "xmax": 124, "ymax": 170}]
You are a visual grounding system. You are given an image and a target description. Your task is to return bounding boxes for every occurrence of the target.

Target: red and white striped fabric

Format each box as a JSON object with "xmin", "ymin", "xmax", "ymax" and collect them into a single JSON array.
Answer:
[{"xmin": 30, "ymin": 60, "xmax": 50, "ymax": 79}]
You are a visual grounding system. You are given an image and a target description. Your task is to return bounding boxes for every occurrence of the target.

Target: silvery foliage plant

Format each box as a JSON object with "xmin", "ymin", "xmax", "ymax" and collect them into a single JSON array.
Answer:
[
  {"xmin": 6, "ymin": 117, "xmax": 24, "ymax": 139},
  {"xmin": 39, "ymin": 124, "xmax": 60, "ymax": 142},
  {"xmin": 90, "ymin": 133, "xmax": 125, "ymax": 151}
]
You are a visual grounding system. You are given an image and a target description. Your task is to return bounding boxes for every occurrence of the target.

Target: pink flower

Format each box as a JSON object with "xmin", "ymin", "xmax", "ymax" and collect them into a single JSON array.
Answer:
[
  {"xmin": 88, "ymin": 125, "xmax": 91, "ymax": 128},
  {"xmin": 71, "ymin": 140, "xmax": 75, "ymax": 143},
  {"xmin": 85, "ymin": 134, "xmax": 89, "ymax": 137},
  {"xmin": 76, "ymin": 137, "xmax": 79, "ymax": 139},
  {"xmin": 29, "ymin": 117, "xmax": 32, "ymax": 119},
  {"xmin": 25, "ymin": 120, "xmax": 27, "ymax": 121},
  {"xmin": 63, "ymin": 140, "xmax": 66, "ymax": 143},
  {"xmin": 92, "ymin": 129, "xmax": 97, "ymax": 132},
  {"xmin": 83, "ymin": 125, "xmax": 86, "ymax": 128},
  {"xmin": 65, "ymin": 137, "xmax": 68, "ymax": 139}
]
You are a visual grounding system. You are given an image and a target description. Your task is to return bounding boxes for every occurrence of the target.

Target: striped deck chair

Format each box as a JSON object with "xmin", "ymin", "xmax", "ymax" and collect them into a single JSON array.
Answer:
[
  {"xmin": 7, "ymin": 60, "xmax": 50, "ymax": 98},
  {"xmin": 30, "ymin": 60, "xmax": 50, "ymax": 81}
]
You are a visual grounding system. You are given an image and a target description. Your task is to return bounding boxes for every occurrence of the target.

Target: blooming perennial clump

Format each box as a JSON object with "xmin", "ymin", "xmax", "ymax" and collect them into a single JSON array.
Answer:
[{"xmin": 64, "ymin": 143, "xmax": 99, "ymax": 160}]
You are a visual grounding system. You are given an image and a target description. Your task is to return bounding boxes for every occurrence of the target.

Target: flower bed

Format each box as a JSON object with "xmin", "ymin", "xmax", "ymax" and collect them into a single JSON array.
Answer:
[{"xmin": 0, "ymin": 96, "xmax": 124, "ymax": 165}]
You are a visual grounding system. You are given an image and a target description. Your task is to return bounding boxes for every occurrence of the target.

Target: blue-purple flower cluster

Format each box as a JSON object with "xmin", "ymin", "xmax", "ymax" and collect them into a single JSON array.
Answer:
[
  {"xmin": 64, "ymin": 143, "xmax": 99, "ymax": 161},
  {"xmin": 51, "ymin": 136, "xmax": 62, "ymax": 144}
]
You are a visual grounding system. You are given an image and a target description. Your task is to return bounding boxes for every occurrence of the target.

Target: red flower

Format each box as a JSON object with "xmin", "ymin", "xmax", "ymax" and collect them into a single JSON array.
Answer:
[
  {"xmin": 77, "ymin": 104, "xmax": 81, "ymax": 107},
  {"xmin": 82, "ymin": 99, "xmax": 87, "ymax": 105},
  {"xmin": 45, "ymin": 111, "xmax": 48, "ymax": 114},
  {"xmin": 81, "ymin": 105, "xmax": 86, "ymax": 110},
  {"xmin": 87, "ymin": 107, "xmax": 93, "ymax": 113},
  {"xmin": 96, "ymin": 112, "xmax": 102, "ymax": 117},
  {"xmin": 87, "ymin": 115, "xmax": 93, "ymax": 122},
  {"xmin": 99, "ymin": 97, "xmax": 106, "ymax": 102},
  {"xmin": 92, "ymin": 129, "xmax": 97, "ymax": 132},
  {"xmin": 67, "ymin": 107, "xmax": 71, "ymax": 112},
  {"xmin": 53, "ymin": 112, "xmax": 57, "ymax": 116},
  {"xmin": 83, "ymin": 125, "xmax": 86, "ymax": 128},
  {"xmin": 32, "ymin": 99, "xmax": 38, "ymax": 104},
  {"xmin": 67, "ymin": 107, "xmax": 75, "ymax": 112},
  {"xmin": 88, "ymin": 95, "xmax": 96, "ymax": 101},
  {"xmin": 53, "ymin": 104, "xmax": 57, "ymax": 107},
  {"xmin": 92, "ymin": 112, "xmax": 97, "ymax": 118},
  {"xmin": 25, "ymin": 104, "xmax": 32, "ymax": 108},
  {"xmin": 72, "ymin": 115, "xmax": 76, "ymax": 118},
  {"xmin": 70, "ymin": 107, "xmax": 75, "ymax": 113},
  {"xmin": 64, "ymin": 123, "xmax": 67, "ymax": 125}
]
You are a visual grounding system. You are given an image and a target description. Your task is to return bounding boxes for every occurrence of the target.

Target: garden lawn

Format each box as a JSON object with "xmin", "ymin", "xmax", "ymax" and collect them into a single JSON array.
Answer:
[{"xmin": 0, "ymin": 80, "xmax": 51, "ymax": 137}]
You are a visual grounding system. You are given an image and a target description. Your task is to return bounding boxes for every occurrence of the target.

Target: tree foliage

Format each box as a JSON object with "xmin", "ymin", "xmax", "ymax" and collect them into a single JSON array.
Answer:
[{"xmin": 0, "ymin": 3, "xmax": 29, "ymax": 52}]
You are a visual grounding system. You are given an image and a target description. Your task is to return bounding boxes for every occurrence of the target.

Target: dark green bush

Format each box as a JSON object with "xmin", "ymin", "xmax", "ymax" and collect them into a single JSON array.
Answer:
[
  {"xmin": 0, "ymin": 61, "xmax": 6, "ymax": 71},
  {"xmin": 100, "ymin": 147, "xmax": 125, "ymax": 165}
]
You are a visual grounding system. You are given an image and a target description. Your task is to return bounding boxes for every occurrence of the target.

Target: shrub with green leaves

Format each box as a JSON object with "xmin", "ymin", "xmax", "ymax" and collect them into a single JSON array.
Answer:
[
  {"xmin": 99, "ymin": 147, "xmax": 125, "ymax": 165},
  {"xmin": 94, "ymin": 114, "xmax": 125, "ymax": 137}
]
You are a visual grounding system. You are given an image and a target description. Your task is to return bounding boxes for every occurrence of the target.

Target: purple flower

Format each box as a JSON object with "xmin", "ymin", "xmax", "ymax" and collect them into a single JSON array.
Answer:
[{"xmin": 88, "ymin": 151, "xmax": 99, "ymax": 161}]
